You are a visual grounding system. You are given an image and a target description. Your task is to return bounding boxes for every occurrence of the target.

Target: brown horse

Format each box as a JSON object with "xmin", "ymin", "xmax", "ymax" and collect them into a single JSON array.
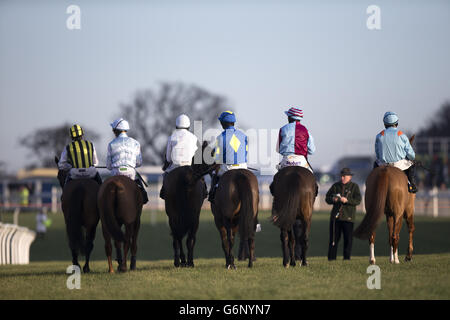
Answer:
[
  {"xmin": 353, "ymin": 166, "xmax": 416, "ymax": 265},
  {"xmin": 271, "ymin": 166, "xmax": 316, "ymax": 267},
  {"xmin": 98, "ymin": 175, "xmax": 143, "ymax": 273},
  {"xmin": 55, "ymin": 158, "xmax": 100, "ymax": 273},
  {"xmin": 163, "ymin": 165, "xmax": 207, "ymax": 268},
  {"xmin": 211, "ymin": 169, "xmax": 259, "ymax": 269}
]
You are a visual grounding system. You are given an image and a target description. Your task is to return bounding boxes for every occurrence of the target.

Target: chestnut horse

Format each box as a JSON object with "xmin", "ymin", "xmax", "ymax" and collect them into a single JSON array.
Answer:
[
  {"xmin": 55, "ymin": 157, "xmax": 100, "ymax": 273},
  {"xmin": 353, "ymin": 137, "xmax": 416, "ymax": 264},
  {"xmin": 212, "ymin": 169, "xmax": 259, "ymax": 269},
  {"xmin": 271, "ymin": 166, "xmax": 316, "ymax": 267},
  {"xmin": 98, "ymin": 175, "xmax": 143, "ymax": 273}
]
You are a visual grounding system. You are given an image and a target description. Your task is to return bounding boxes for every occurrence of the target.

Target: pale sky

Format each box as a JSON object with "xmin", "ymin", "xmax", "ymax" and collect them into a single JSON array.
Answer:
[{"xmin": 1, "ymin": 0, "xmax": 449, "ymax": 173}]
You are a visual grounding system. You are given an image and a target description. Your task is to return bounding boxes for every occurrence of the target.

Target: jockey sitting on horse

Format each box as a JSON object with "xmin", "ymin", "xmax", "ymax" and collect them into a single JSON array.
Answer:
[
  {"xmin": 58, "ymin": 124, "xmax": 102, "ymax": 186},
  {"xmin": 106, "ymin": 118, "xmax": 149, "ymax": 204},
  {"xmin": 208, "ymin": 111, "xmax": 248, "ymax": 203},
  {"xmin": 270, "ymin": 107, "xmax": 318, "ymax": 196},
  {"xmin": 159, "ymin": 114, "xmax": 206, "ymax": 200},
  {"xmin": 374, "ymin": 111, "xmax": 417, "ymax": 193}
]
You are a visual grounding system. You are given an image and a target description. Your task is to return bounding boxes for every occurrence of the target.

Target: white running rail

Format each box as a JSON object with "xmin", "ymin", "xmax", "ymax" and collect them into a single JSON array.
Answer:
[{"xmin": 0, "ymin": 223, "xmax": 36, "ymax": 265}]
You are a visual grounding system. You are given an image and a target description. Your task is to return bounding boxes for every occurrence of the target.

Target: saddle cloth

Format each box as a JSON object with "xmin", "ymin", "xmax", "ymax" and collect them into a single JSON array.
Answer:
[
  {"xmin": 217, "ymin": 163, "xmax": 248, "ymax": 177},
  {"xmin": 277, "ymin": 155, "xmax": 313, "ymax": 173},
  {"xmin": 376, "ymin": 158, "xmax": 413, "ymax": 171},
  {"xmin": 69, "ymin": 167, "xmax": 98, "ymax": 179}
]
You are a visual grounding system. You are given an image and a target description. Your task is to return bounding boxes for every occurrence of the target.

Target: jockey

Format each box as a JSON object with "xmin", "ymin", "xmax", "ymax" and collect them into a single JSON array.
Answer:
[
  {"xmin": 106, "ymin": 118, "xmax": 149, "ymax": 203},
  {"xmin": 271, "ymin": 107, "xmax": 318, "ymax": 196},
  {"xmin": 276, "ymin": 107, "xmax": 316, "ymax": 171},
  {"xmin": 159, "ymin": 114, "xmax": 204, "ymax": 200},
  {"xmin": 58, "ymin": 124, "xmax": 102, "ymax": 186},
  {"xmin": 374, "ymin": 111, "xmax": 417, "ymax": 193},
  {"xmin": 208, "ymin": 111, "xmax": 248, "ymax": 203}
]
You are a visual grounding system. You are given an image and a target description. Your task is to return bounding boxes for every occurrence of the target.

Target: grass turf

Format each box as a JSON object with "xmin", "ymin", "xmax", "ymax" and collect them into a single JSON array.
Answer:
[{"xmin": 0, "ymin": 210, "xmax": 449, "ymax": 299}]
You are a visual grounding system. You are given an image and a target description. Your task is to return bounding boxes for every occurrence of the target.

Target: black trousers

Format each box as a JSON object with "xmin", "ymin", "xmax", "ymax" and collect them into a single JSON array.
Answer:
[{"xmin": 328, "ymin": 219, "xmax": 353, "ymax": 260}]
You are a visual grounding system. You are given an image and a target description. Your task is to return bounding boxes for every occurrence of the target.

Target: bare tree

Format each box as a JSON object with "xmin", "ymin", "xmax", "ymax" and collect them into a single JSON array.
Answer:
[
  {"xmin": 418, "ymin": 101, "xmax": 450, "ymax": 137},
  {"xmin": 19, "ymin": 123, "xmax": 100, "ymax": 168},
  {"xmin": 119, "ymin": 82, "xmax": 229, "ymax": 165}
]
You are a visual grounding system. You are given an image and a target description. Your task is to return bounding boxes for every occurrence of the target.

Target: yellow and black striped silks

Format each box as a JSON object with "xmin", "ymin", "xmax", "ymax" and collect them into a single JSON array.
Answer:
[{"xmin": 67, "ymin": 140, "xmax": 94, "ymax": 168}]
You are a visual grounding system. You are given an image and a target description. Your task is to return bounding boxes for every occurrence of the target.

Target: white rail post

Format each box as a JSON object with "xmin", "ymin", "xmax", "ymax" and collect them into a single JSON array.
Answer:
[
  {"xmin": 432, "ymin": 186, "xmax": 439, "ymax": 218},
  {"xmin": 51, "ymin": 186, "xmax": 58, "ymax": 213}
]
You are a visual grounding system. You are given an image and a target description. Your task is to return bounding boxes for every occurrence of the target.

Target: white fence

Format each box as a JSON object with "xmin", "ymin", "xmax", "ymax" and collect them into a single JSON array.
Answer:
[
  {"xmin": 0, "ymin": 223, "xmax": 36, "ymax": 265},
  {"xmin": 1, "ymin": 179, "xmax": 450, "ymax": 218}
]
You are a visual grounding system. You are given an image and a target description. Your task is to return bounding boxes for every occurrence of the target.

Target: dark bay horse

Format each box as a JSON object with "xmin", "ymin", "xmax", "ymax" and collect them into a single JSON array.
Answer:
[
  {"xmin": 353, "ymin": 166, "xmax": 416, "ymax": 264},
  {"xmin": 271, "ymin": 166, "xmax": 316, "ymax": 267},
  {"xmin": 55, "ymin": 158, "xmax": 100, "ymax": 273},
  {"xmin": 211, "ymin": 169, "xmax": 259, "ymax": 269},
  {"xmin": 98, "ymin": 175, "xmax": 143, "ymax": 273},
  {"xmin": 163, "ymin": 165, "xmax": 207, "ymax": 267}
]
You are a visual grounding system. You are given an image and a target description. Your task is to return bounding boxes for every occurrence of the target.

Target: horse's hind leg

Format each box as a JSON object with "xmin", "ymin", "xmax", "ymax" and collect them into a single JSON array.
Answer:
[
  {"xmin": 247, "ymin": 237, "xmax": 255, "ymax": 268},
  {"xmin": 103, "ymin": 229, "xmax": 114, "ymax": 273},
  {"xmin": 218, "ymin": 226, "xmax": 231, "ymax": 268},
  {"xmin": 369, "ymin": 232, "xmax": 376, "ymax": 265},
  {"xmin": 299, "ymin": 221, "xmax": 310, "ymax": 267},
  {"xmin": 120, "ymin": 224, "xmax": 134, "ymax": 272},
  {"xmin": 288, "ymin": 229, "xmax": 296, "ymax": 267},
  {"xmin": 405, "ymin": 213, "xmax": 415, "ymax": 262},
  {"xmin": 114, "ymin": 240, "xmax": 122, "ymax": 270},
  {"xmin": 130, "ymin": 220, "xmax": 140, "ymax": 271},
  {"xmin": 70, "ymin": 248, "xmax": 80, "ymax": 269},
  {"xmin": 186, "ymin": 231, "xmax": 196, "ymax": 268},
  {"xmin": 172, "ymin": 237, "xmax": 182, "ymax": 268},
  {"xmin": 391, "ymin": 216, "xmax": 403, "ymax": 264},
  {"xmin": 83, "ymin": 226, "xmax": 97, "ymax": 273},
  {"xmin": 280, "ymin": 229, "xmax": 290, "ymax": 268}
]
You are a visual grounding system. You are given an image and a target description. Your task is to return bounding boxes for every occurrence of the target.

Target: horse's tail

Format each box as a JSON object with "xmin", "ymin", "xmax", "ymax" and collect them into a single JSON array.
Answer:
[
  {"xmin": 66, "ymin": 185, "xmax": 86, "ymax": 255},
  {"xmin": 173, "ymin": 168, "xmax": 196, "ymax": 237},
  {"xmin": 101, "ymin": 181, "xmax": 125, "ymax": 242},
  {"xmin": 236, "ymin": 173, "xmax": 256, "ymax": 242},
  {"xmin": 272, "ymin": 174, "xmax": 301, "ymax": 230},
  {"xmin": 353, "ymin": 169, "xmax": 389, "ymax": 240}
]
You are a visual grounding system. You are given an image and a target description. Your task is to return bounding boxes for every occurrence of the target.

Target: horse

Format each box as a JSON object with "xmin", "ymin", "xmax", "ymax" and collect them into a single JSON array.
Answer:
[
  {"xmin": 97, "ymin": 175, "xmax": 143, "ymax": 273},
  {"xmin": 211, "ymin": 168, "xmax": 259, "ymax": 269},
  {"xmin": 55, "ymin": 157, "xmax": 100, "ymax": 273},
  {"xmin": 271, "ymin": 166, "xmax": 316, "ymax": 268},
  {"xmin": 163, "ymin": 164, "xmax": 208, "ymax": 268},
  {"xmin": 353, "ymin": 150, "xmax": 416, "ymax": 264}
]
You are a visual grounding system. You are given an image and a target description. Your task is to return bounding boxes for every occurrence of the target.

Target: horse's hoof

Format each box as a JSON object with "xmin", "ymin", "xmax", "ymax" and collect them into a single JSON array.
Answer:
[
  {"xmin": 227, "ymin": 264, "xmax": 236, "ymax": 270},
  {"xmin": 370, "ymin": 259, "xmax": 376, "ymax": 265},
  {"xmin": 283, "ymin": 264, "xmax": 289, "ymax": 269},
  {"xmin": 301, "ymin": 261, "xmax": 308, "ymax": 267},
  {"xmin": 83, "ymin": 265, "xmax": 90, "ymax": 273},
  {"xmin": 405, "ymin": 256, "xmax": 412, "ymax": 262},
  {"xmin": 108, "ymin": 269, "xmax": 114, "ymax": 274},
  {"xmin": 130, "ymin": 265, "xmax": 137, "ymax": 271}
]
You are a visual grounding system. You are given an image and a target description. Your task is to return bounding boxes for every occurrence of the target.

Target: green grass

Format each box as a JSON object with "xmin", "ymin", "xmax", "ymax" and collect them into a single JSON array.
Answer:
[{"xmin": 1, "ymin": 210, "xmax": 450, "ymax": 299}]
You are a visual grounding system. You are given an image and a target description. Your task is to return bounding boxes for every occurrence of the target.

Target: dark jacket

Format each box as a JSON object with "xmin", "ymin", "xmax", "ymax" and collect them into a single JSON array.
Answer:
[{"xmin": 325, "ymin": 181, "xmax": 362, "ymax": 222}]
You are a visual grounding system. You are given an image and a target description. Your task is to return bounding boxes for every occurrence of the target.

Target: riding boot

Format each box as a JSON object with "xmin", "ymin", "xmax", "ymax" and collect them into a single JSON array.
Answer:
[
  {"xmin": 315, "ymin": 183, "xmax": 319, "ymax": 198},
  {"xmin": 269, "ymin": 182, "xmax": 274, "ymax": 196},
  {"xmin": 159, "ymin": 172, "xmax": 168, "ymax": 200},
  {"xmin": 93, "ymin": 172, "xmax": 102, "ymax": 185},
  {"xmin": 135, "ymin": 179, "xmax": 149, "ymax": 204},
  {"xmin": 201, "ymin": 177, "xmax": 208, "ymax": 200},
  {"xmin": 208, "ymin": 175, "xmax": 220, "ymax": 203},
  {"xmin": 404, "ymin": 165, "xmax": 418, "ymax": 193}
]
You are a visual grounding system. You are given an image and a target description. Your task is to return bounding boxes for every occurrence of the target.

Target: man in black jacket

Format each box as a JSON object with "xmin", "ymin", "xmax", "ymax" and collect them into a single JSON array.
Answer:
[{"xmin": 325, "ymin": 168, "xmax": 362, "ymax": 260}]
